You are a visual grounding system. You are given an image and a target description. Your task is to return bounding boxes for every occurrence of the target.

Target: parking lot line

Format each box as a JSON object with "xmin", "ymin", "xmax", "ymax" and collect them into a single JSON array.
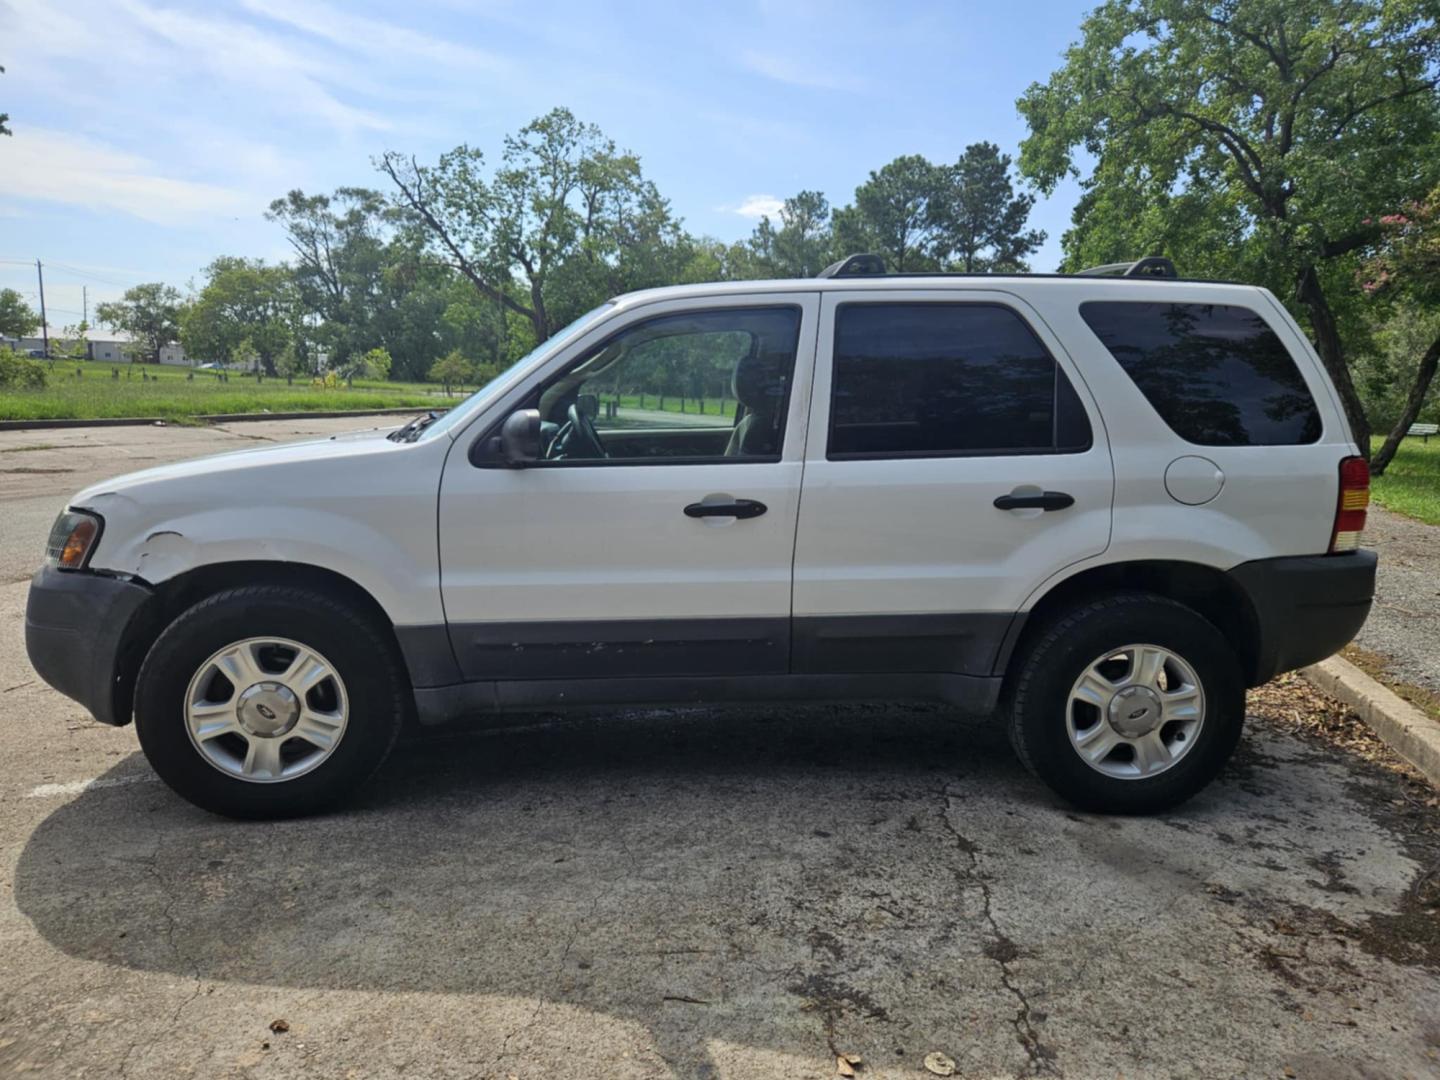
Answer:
[{"xmin": 26, "ymin": 774, "xmax": 158, "ymax": 799}]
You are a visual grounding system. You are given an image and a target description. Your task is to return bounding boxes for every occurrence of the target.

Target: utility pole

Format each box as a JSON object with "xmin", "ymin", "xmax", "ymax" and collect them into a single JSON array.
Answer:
[
  {"xmin": 82, "ymin": 285, "xmax": 87, "ymax": 327},
  {"xmin": 35, "ymin": 259, "xmax": 48, "ymax": 358}
]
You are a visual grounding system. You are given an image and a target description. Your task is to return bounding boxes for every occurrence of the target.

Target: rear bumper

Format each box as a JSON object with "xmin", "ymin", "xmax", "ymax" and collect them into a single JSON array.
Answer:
[
  {"xmin": 24, "ymin": 566, "xmax": 154, "ymax": 726},
  {"xmin": 1227, "ymin": 549, "xmax": 1378, "ymax": 685}
]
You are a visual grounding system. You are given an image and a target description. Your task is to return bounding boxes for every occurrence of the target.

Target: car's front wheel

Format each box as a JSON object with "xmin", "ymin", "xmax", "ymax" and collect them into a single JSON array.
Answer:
[
  {"xmin": 1006, "ymin": 593, "xmax": 1244, "ymax": 813},
  {"xmin": 134, "ymin": 585, "xmax": 407, "ymax": 818}
]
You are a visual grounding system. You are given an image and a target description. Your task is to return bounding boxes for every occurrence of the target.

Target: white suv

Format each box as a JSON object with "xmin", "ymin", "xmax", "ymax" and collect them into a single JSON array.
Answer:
[{"xmin": 25, "ymin": 256, "xmax": 1378, "ymax": 818}]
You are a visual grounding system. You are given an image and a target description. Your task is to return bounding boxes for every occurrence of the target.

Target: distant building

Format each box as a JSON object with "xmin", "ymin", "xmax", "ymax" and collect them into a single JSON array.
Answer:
[{"xmin": 2, "ymin": 326, "xmax": 187, "ymax": 365}]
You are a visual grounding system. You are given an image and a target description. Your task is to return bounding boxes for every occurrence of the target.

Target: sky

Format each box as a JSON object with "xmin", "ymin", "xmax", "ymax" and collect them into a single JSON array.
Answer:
[{"xmin": 0, "ymin": 0, "xmax": 1092, "ymax": 329}]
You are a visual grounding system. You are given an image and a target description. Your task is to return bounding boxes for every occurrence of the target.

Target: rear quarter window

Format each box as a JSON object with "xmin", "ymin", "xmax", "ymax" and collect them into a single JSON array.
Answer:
[{"xmin": 1079, "ymin": 301, "xmax": 1321, "ymax": 446}]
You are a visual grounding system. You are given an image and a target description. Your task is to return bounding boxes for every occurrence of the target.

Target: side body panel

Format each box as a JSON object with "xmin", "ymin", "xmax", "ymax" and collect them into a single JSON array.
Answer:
[{"xmin": 1012, "ymin": 279, "xmax": 1355, "ymax": 609}]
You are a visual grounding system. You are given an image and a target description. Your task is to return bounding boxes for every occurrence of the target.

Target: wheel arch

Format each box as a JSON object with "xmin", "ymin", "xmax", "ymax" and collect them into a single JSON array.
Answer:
[
  {"xmin": 999, "ymin": 559, "xmax": 1264, "ymax": 688},
  {"xmin": 115, "ymin": 561, "xmax": 423, "ymax": 728}
]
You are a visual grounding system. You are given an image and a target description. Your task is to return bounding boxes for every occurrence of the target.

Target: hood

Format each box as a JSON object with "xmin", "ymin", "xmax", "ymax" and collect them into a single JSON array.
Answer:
[{"xmin": 69, "ymin": 425, "xmax": 401, "ymax": 505}]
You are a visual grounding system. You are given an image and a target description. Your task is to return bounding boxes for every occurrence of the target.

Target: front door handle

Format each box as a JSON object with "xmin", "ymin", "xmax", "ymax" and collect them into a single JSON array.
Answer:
[
  {"xmin": 993, "ymin": 491, "xmax": 1075, "ymax": 512},
  {"xmin": 684, "ymin": 498, "xmax": 767, "ymax": 520}
]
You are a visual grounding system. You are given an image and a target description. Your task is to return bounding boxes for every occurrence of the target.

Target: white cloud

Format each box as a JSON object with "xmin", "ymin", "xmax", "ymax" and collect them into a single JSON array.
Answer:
[
  {"xmin": 729, "ymin": 195, "xmax": 785, "ymax": 220},
  {"xmin": 115, "ymin": 0, "xmax": 391, "ymax": 132},
  {"xmin": 3, "ymin": 0, "xmax": 391, "ymax": 133},
  {"xmin": 739, "ymin": 50, "xmax": 864, "ymax": 92},
  {"xmin": 0, "ymin": 128, "xmax": 255, "ymax": 225},
  {"xmin": 241, "ymin": 0, "xmax": 511, "ymax": 74}
]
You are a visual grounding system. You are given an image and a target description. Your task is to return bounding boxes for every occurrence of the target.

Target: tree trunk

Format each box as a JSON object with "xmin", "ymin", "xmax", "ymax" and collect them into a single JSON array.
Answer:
[
  {"xmin": 530, "ymin": 281, "xmax": 550, "ymax": 344},
  {"xmin": 1294, "ymin": 264, "xmax": 1371, "ymax": 452},
  {"xmin": 1371, "ymin": 332, "xmax": 1440, "ymax": 476}
]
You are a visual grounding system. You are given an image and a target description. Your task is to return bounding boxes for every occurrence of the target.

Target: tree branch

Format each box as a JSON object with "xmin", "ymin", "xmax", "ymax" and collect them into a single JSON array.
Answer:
[{"xmin": 378, "ymin": 153, "xmax": 535, "ymax": 324}]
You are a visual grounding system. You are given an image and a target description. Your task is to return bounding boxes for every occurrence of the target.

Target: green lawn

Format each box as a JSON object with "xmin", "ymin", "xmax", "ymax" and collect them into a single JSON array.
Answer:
[
  {"xmin": 1370, "ymin": 435, "xmax": 1440, "ymax": 525},
  {"xmin": 613, "ymin": 392, "xmax": 737, "ymax": 418},
  {"xmin": 0, "ymin": 359, "xmax": 464, "ymax": 422}
]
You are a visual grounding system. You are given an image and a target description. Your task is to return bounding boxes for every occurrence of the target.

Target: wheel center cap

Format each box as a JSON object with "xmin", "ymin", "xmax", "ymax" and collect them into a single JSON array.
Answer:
[
  {"xmin": 236, "ymin": 682, "xmax": 300, "ymax": 737},
  {"xmin": 1108, "ymin": 685, "xmax": 1163, "ymax": 737}
]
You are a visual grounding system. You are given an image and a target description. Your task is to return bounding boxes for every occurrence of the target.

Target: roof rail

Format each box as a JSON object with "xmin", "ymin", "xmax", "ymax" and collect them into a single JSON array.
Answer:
[
  {"xmin": 816, "ymin": 253, "xmax": 888, "ymax": 278},
  {"xmin": 1075, "ymin": 256, "xmax": 1178, "ymax": 279}
]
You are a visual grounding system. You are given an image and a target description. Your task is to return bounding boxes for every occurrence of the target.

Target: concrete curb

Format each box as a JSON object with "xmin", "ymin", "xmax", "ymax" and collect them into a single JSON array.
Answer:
[
  {"xmin": 1302, "ymin": 655, "xmax": 1440, "ymax": 788},
  {"xmin": 0, "ymin": 407, "xmax": 432, "ymax": 431}
]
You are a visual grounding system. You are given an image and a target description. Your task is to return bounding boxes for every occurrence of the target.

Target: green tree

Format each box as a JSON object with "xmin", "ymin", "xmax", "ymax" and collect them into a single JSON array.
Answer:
[
  {"xmin": 429, "ymin": 348, "xmax": 473, "ymax": 395},
  {"xmin": 743, "ymin": 191, "xmax": 835, "ymax": 278},
  {"xmin": 842, "ymin": 155, "xmax": 947, "ymax": 271},
  {"xmin": 937, "ymin": 142, "xmax": 1045, "ymax": 272},
  {"xmin": 1018, "ymin": 0, "xmax": 1440, "ymax": 453},
  {"xmin": 230, "ymin": 335, "xmax": 258, "ymax": 373},
  {"xmin": 181, "ymin": 258, "xmax": 296, "ymax": 376},
  {"xmin": 379, "ymin": 107, "xmax": 685, "ymax": 344},
  {"xmin": 1362, "ymin": 187, "xmax": 1440, "ymax": 473},
  {"xmin": 95, "ymin": 283, "xmax": 183, "ymax": 365},
  {"xmin": 0, "ymin": 287, "xmax": 39, "ymax": 338},
  {"xmin": 274, "ymin": 339, "xmax": 305, "ymax": 384},
  {"xmin": 267, "ymin": 188, "xmax": 392, "ymax": 365},
  {"xmin": 49, "ymin": 322, "xmax": 89, "ymax": 364},
  {"xmin": 335, "ymin": 346, "xmax": 392, "ymax": 386}
]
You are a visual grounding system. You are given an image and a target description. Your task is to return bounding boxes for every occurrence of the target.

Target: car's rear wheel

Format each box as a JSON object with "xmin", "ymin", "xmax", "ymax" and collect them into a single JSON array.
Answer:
[
  {"xmin": 135, "ymin": 585, "xmax": 407, "ymax": 818},
  {"xmin": 1007, "ymin": 593, "xmax": 1244, "ymax": 813}
]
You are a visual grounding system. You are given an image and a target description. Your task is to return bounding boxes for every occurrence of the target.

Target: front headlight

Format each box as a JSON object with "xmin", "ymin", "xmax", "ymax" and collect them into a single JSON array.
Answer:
[{"xmin": 45, "ymin": 510, "xmax": 103, "ymax": 570}]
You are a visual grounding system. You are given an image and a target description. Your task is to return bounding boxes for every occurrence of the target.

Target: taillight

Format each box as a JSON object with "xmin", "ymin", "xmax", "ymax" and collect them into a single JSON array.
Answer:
[{"xmin": 1329, "ymin": 456, "xmax": 1369, "ymax": 553}]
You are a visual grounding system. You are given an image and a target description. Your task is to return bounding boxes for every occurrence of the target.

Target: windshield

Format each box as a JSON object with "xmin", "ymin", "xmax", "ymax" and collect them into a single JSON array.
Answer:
[{"xmin": 416, "ymin": 303, "xmax": 615, "ymax": 441}]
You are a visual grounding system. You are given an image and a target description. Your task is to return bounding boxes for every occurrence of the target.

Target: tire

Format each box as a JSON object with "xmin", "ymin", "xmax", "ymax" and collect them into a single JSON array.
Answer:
[
  {"xmin": 1006, "ymin": 592, "xmax": 1244, "ymax": 814},
  {"xmin": 134, "ymin": 585, "xmax": 407, "ymax": 819}
]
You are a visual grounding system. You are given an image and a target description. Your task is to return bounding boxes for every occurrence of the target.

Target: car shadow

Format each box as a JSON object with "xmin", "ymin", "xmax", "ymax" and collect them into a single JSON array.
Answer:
[{"xmin": 15, "ymin": 702, "xmax": 1326, "ymax": 1076}]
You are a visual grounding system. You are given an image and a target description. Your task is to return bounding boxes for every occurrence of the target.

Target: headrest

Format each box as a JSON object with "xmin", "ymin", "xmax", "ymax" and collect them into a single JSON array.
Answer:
[{"xmin": 731, "ymin": 347, "xmax": 788, "ymax": 412}]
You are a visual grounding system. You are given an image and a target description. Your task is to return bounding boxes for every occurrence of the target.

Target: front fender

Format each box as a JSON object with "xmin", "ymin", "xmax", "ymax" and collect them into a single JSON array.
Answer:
[{"xmin": 83, "ymin": 496, "xmax": 443, "ymax": 628}]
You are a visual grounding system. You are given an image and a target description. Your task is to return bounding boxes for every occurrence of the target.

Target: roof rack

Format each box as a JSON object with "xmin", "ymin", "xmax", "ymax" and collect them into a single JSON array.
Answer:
[
  {"xmin": 816, "ymin": 253, "xmax": 888, "ymax": 278},
  {"xmin": 813, "ymin": 252, "xmax": 1183, "ymax": 281},
  {"xmin": 1074, "ymin": 256, "xmax": 1178, "ymax": 279}
]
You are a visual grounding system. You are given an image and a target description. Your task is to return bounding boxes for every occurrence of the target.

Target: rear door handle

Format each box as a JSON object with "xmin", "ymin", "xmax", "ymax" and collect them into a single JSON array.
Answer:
[
  {"xmin": 993, "ymin": 491, "xmax": 1075, "ymax": 512},
  {"xmin": 684, "ymin": 498, "xmax": 767, "ymax": 520}
]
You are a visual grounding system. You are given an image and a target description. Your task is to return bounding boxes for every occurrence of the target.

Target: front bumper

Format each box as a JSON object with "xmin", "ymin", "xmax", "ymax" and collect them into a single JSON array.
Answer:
[
  {"xmin": 24, "ymin": 566, "xmax": 154, "ymax": 726},
  {"xmin": 1227, "ymin": 549, "xmax": 1378, "ymax": 685}
]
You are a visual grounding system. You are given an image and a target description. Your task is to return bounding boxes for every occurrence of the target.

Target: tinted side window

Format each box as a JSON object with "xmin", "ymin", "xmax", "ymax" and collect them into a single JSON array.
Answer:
[
  {"xmin": 828, "ymin": 303, "xmax": 1093, "ymax": 458},
  {"xmin": 1079, "ymin": 301, "xmax": 1321, "ymax": 446}
]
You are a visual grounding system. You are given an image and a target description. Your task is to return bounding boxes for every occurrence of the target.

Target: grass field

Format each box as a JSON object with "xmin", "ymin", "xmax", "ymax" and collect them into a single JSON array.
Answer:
[
  {"xmin": 1370, "ymin": 435, "xmax": 1440, "ymax": 526},
  {"xmin": 613, "ymin": 392, "xmax": 737, "ymax": 418},
  {"xmin": 0, "ymin": 359, "xmax": 462, "ymax": 422}
]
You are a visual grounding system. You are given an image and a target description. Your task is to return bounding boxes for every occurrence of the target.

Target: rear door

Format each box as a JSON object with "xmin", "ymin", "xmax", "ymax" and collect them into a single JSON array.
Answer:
[{"xmin": 791, "ymin": 289, "xmax": 1114, "ymax": 677}]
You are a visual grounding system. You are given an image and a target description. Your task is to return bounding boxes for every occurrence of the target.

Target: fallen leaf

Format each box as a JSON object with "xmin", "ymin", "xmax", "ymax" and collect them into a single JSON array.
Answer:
[
  {"xmin": 924, "ymin": 1051, "xmax": 956, "ymax": 1076},
  {"xmin": 843, "ymin": 1054, "xmax": 863, "ymax": 1065},
  {"xmin": 269, "ymin": 1019, "xmax": 290, "ymax": 1034},
  {"xmin": 836, "ymin": 1055, "xmax": 855, "ymax": 1077}
]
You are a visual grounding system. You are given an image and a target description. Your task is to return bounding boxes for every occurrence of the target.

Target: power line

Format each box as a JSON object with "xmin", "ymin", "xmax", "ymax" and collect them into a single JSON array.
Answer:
[{"xmin": 46, "ymin": 261, "xmax": 146, "ymax": 287}]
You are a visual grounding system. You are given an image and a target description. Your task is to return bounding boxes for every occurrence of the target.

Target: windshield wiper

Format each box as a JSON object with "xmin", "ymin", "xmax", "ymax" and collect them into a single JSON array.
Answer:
[{"xmin": 388, "ymin": 411, "xmax": 439, "ymax": 443}]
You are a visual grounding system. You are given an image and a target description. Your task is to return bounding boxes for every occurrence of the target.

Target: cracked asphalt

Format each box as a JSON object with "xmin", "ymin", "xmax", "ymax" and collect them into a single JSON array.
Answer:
[{"xmin": 2, "ymin": 419, "xmax": 1439, "ymax": 1079}]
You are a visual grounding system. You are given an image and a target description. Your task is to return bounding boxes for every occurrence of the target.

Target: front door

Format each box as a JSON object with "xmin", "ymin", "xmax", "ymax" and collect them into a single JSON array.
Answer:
[
  {"xmin": 792, "ymin": 290, "xmax": 1114, "ymax": 677},
  {"xmin": 439, "ymin": 293, "xmax": 819, "ymax": 682}
]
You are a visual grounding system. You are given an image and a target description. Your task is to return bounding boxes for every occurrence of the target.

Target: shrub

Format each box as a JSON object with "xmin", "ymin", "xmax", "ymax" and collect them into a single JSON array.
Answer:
[{"xmin": 0, "ymin": 346, "xmax": 47, "ymax": 390}]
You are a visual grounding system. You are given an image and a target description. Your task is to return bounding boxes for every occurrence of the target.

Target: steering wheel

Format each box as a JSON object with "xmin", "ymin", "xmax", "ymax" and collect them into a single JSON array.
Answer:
[{"xmin": 552, "ymin": 401, "xmax": 608, "ymax": 460}]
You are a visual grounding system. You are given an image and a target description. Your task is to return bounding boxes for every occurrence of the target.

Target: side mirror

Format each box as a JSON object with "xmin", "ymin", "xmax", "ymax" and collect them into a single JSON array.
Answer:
[{"xmin": 499, "ymin": 408, "xmax": 542, "ymax": 466}]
